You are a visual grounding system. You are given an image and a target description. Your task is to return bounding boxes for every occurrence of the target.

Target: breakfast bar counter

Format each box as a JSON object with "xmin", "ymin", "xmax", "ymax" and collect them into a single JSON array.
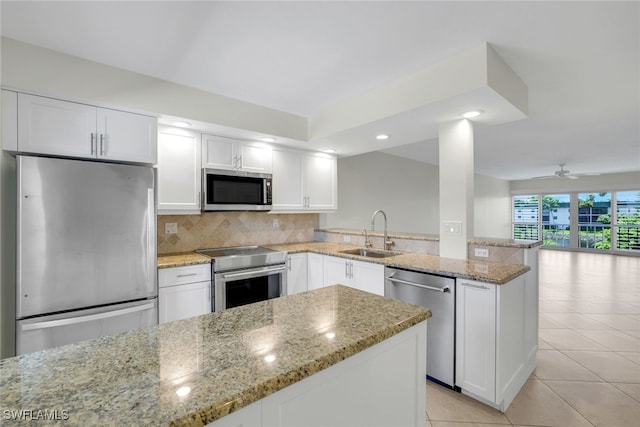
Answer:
[{"xmin": 0, "ymin": 286, "xmax": 430, "ymax": 426}]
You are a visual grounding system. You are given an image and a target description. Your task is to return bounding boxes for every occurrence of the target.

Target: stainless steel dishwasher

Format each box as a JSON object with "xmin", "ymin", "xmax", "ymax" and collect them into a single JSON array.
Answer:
[{"xmin": 385, "ymin": 267, "xmax": 457, "ymax": 389}]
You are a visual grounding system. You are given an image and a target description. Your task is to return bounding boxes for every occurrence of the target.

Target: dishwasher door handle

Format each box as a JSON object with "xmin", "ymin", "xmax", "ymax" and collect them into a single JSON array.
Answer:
[{"xmin": 386, "ymin": 276, "xmax": 450, "ymax": 293}]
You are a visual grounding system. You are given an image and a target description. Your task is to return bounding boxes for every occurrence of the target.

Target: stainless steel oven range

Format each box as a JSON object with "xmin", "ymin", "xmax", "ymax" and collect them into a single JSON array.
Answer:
[{"xmin": 196, "ymin": 246, "xmax": 287, "ymax": 312}]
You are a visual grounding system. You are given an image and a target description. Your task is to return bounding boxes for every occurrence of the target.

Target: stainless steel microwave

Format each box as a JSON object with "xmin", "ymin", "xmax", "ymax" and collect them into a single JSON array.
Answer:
[{"xmin": 202, "ymin": 168, "xmax": 272, "ymax": 211}]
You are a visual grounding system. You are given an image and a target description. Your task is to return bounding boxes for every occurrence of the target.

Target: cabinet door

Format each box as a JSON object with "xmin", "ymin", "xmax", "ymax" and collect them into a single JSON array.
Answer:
[
  {"xmin": 287, "ymin": 253, "xmax": 308, "ymax": 295},
  {"xmin": 307, "ymin": 253, "xmax": 325, "ymax": 291},
  {"xmin": 97, "ymin": 108, "xmax": 157, "ymax": 164},
  {"xmin": 159, "ymin": 281, "xmax": 211, "ymax": 324},
  {"xmin": 239, "ymin": 142, "xmax": 272, "ymax": 173},
  {"xmin": 304, "ymin": 153, "xmax": 337, "ymax": 210},
  {"xmin": 351, "ymin": 260, "xmax": 384, "ymax": 296},
  {"xmin": 272, "ymin": 148, "xmax": 304, "ymax": 211},
  {"xmin": 456, "ymin": 279, "xmax": 496, "ymax": 402},
  {"xmin": 323, "ymin": 256, "xmax": 349, "ymax": 287},
  {"xmin": 202, "ymin": 134, "xmax": 237, "ymax": 170},
  {"xmin": 158, "ymin": 129, "xmax": 202, "ymax": 214},
  {"xmin": 18, "ymin": 93, "xmax": 96, "ymax": 158}
]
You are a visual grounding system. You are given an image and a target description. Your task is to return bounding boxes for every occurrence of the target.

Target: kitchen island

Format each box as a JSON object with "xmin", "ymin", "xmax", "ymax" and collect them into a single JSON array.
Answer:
[{"xmin": 0, "ymin": 286, "xmax": 430, "ymax": 426}]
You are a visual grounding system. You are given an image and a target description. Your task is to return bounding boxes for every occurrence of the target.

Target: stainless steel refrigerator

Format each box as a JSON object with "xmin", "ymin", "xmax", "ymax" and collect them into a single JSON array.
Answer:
[{"xmin": 16, "ymin": 155, "xmax": 158, "ymax": 355}]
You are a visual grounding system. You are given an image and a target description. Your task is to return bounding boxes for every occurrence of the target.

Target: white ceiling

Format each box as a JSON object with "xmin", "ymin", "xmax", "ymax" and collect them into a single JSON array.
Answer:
[{"xmin": 2, "ymin": 1, "xmax": 639, "ymax": 181}]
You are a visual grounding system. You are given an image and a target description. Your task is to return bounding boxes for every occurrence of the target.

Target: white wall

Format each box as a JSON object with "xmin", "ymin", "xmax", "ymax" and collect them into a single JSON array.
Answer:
[
  {"xmin": 1, "ymin": 38, "xmax": 308, "ymax": 141},
  {"xmin": 510, "ymin": 172, "xmax": 640, "ymax": 194},
  {"xmin": 320, "ymin": 151, "xmax": 512, "ymax": 238}
]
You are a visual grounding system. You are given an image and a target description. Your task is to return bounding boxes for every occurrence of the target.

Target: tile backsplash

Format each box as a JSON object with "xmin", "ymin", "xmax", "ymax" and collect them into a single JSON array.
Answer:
[{"xmin": 157, "ymin": 212, "xmax": 319, "ymax": 254}]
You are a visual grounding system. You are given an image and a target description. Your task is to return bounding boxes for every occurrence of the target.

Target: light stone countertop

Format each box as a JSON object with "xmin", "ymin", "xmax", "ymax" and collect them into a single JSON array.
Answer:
[
  {"xmin": 265, "ymin": 241, "xmax": 530, "ymax": 285},
  {"xmin": 0, "ymin": 286, "xmax": 430, "ymax": 426},
  {"xmin": 157, "ymin": 252, "xmax": 211, "ymax": 268}
]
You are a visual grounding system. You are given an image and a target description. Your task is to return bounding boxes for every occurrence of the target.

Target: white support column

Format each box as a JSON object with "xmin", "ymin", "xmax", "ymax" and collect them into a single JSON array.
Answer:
[{"xmin": 439, "ymin": 119, "xmax": 474, "ymax": 259}]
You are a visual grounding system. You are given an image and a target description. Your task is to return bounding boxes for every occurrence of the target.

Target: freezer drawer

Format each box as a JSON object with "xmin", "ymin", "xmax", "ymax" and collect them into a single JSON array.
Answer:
[{"xmin": 16, "ymin": 299, "xmax": 157, "ymax": 355}]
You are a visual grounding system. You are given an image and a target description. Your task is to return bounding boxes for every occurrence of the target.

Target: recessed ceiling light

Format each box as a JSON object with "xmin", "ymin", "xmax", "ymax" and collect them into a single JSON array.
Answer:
[
  {"xmin": 321, "ymin": 148, "xmax": 336, "ymax": 153},
  {"xmin": 261, "ymin": 137, "xmax": 276, "ymax": 143},
  {"xmin": 461, "ymin": 110, "xmax": 483, "ymax": 119},
  {"xmin": 173, "ymin": 121, "xmax": 191, "ymax": 128},
  {"xmin": 376, "ymin": 134, "xmax": 390, "ymax": 140}
]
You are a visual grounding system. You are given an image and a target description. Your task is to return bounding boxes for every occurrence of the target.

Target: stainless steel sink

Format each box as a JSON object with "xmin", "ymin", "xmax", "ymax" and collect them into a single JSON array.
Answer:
[{"xmin": 339, "ymin": 248, "xmax": 401, "ymax": 258}]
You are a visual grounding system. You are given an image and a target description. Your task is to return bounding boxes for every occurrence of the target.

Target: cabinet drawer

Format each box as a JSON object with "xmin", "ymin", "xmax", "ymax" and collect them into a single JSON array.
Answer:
[{"xmin": 158, "ymin": 264, "xmax": 211, "ymax": 288}]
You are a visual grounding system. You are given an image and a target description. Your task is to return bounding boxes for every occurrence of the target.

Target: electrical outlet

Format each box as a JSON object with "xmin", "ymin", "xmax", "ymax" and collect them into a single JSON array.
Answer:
[
  {"xmin": 164, "ymin": 223, "xmax": 178, "ymax": 234},
  {"xmin": 474, "ymin": 248, "xmax": 489, "ymax": 258},
  {"xmin": 272, "ymin": 218, "xmax": 279, "ymax": 229},
  {"xmin": 343, "ymin": 235, "xmax": 351, "ymax": 243}
]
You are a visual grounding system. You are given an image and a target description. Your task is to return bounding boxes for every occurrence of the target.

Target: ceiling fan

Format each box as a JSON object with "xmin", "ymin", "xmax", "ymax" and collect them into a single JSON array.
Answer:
[{"xmin": 532, "ymin": 164, "xmax": 599, "ymax": 180}]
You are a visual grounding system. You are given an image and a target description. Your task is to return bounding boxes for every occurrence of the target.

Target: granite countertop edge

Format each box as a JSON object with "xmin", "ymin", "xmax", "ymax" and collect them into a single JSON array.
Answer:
[{"xmin": 159, "ymin": 242, "xmax": 531, "ymax": 285}]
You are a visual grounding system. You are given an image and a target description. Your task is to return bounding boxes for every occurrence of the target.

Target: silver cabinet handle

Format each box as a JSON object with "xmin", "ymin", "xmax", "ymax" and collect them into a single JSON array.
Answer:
[
  {"xmin": 349, "ymin": 262, "xmax": 354, "ymax": 279},
  {"xmin": 237, "ymin": 154, "xmax": 243, "ymax": 169},
  {"xmin": 177, "ymin": 273, "xmax": 198, "ymax": 278},
  {"xmin": 100, "ymin": 133, "xmax": 105, "ymax": 156},
  {"xmin": 90, "ymin": 133, "xmax": 96, "ymax": 155},
  {"xmin": 460, "ymin": 282, "xmax": 490, "ymax": 290},
  {"xmin": 345, "ymin": 261, "xmax": 349, "ymax": 278},
  {"xmin": 386, "ymin": 276, "xmax": 450, "ymax": 293},
  {"xmin": 287, "ymin": 256, "xmax": 292, "ymax": 271}
]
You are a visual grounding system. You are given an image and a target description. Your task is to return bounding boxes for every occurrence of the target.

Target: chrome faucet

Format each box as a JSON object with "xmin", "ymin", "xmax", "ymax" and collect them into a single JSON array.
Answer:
[
  {"xmin": 362, "ymin": 228, "xmax": 372, "ymax": 248},
  {"xmin": 371, "ymin": 209, "xmax": 393, "ymax": 251}
]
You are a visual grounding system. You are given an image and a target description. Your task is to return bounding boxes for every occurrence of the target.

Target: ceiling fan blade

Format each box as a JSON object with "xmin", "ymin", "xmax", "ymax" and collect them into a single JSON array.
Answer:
[{"xmin": 531, "ymin": 175, "xmax": 558, "ymax": 180}]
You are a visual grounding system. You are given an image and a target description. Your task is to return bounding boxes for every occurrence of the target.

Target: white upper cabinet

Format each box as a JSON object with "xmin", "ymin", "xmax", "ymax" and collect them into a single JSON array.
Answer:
[
  {"xmin": 157, "ymin": 128, "xmax": 202, "ymax": 214},
  {"xmin": 18, "ymin": 93, "xmax": 96, "ymax": 158},
  {"xmin": 16, "ymin": 93, "xmax": 157, "ymax": 164},
  {"xmin": 96, "ymin": 108, "xmax": 157, "ymax": 163},
  {"xmin": 272, "ymin": 148, "xmax": 305, "ymax": 211},
  {"xmin": 304, "ymin": 152, "xmax": 337, "ymax": 210},
  {"xmin": 201, "ymin": 134, "xmax": 272, "ymax": 173},
  {"xmin": 272, "ymin": 149, "xmax": 337, "ymax": 212}
]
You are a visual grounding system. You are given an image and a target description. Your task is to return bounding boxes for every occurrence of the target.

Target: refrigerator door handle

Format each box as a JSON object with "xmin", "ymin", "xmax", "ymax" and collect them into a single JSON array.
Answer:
[{"xmin": 21, "ymin": 302, "xmax": 156, "ymax": 331}]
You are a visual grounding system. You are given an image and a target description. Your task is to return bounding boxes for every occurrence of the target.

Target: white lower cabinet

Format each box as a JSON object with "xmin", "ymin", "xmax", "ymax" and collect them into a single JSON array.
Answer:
[
  {"xmin": 455, "ymin": 273, "xmax": 535, "ymax": 411},
  {"xmin": 207, "ymin": 321, "xmax": 427, "ymax": 427},
  {"xmin": 455, "ymin": 279, "xmax": 496, "ymax": 402},
  {"xmin": 306, "ymin": 253, "xmax": 325, "ymax": 291},
  {"xmin": 322, "ymin": 255, "xmax": 384, "ymax": 296},
  {"xmin": 158, "ymin": 264, "xmax": 212, "ymax": 324},
  {"xmin": 286, "ymin": 253, "xmax": 308, "ymax": 295}
]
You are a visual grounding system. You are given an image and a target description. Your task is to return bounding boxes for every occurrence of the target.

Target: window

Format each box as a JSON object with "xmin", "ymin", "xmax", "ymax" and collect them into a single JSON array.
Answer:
[
  {"xmin": 578, "ymin": 192, "xmax": 611, "ymax": 250},
  {"xmin": 513, "ymin": 195, "xmax": 539, "ymax": 240},
  {"xmin": 615, "ymin": 191, "xmax": 640, "ymax": 251},
  {"xmin": 512, "ymin": 190, "xmax": 639, "ymax": 254},
  {"xmin": 542, "ymin": 194, "xmax": 570, "ymax": 247}
]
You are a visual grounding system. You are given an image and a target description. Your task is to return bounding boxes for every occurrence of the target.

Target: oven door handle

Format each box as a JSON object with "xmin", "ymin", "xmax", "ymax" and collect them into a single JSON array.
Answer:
[{"xmin": 222, "ymin": 265, "xmax": 287, "ymax": 280}]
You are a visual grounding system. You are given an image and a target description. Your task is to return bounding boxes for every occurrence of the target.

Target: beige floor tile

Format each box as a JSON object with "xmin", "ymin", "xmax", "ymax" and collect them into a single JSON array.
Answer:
[
  {"xmin": 540, "ymin": 314, "xmax": 565, "ymax": 329},
  {"xmin": 539, "ymin": 338, "xmax": 554, "ymax": 349},
  {"xmin": 431, "ymin": 422, "xmax": 511, "ymax": 427},
  {"xmin": 539, "ymin": 300, "xmax": 577, "ymax": 314},
  {"xmin": 534, "ymin": 349, "xmax": 602, "ymax": 381},
  {"xmin": 544, "ymin": 312, "xmax": 611, "ymax": 330},
  {"xmin": 504, "ymin": 379, "xmax": 592, "ymax": 427},
  {"xmin": 426, "ymin": 382, "xmax": 510, "ymax": 424},
  {"xmin": 575, "ymin": 329, "xmax": 640, "ymax": 352},
  {"xmin": 539, "ymin": 329, "xmax": 608, "ymax": 351},
  {"xmin": 565, "ymin": 301, "xmax": 640, "ymax": 315},
  {"xmin": 620, "ymin": 329, "xmax": 640, "ymax": 340},
  {"xmin": 586, "ymin": 314, "xmax": 640, "ymax": 330},
  {"xmin": 613, "ymin": 383, "xmax": 640, "ymax": 402},
  {"xmin": 545, "ymin": 380, "xmax": 640, "ymax": 427},
  {"xmin": 563, "ymin": 350, "xmax": 640, "ymax": 383},
  {"xmin": 617, "ymin": 351, "xmax": 640, "ymax": 365}
]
